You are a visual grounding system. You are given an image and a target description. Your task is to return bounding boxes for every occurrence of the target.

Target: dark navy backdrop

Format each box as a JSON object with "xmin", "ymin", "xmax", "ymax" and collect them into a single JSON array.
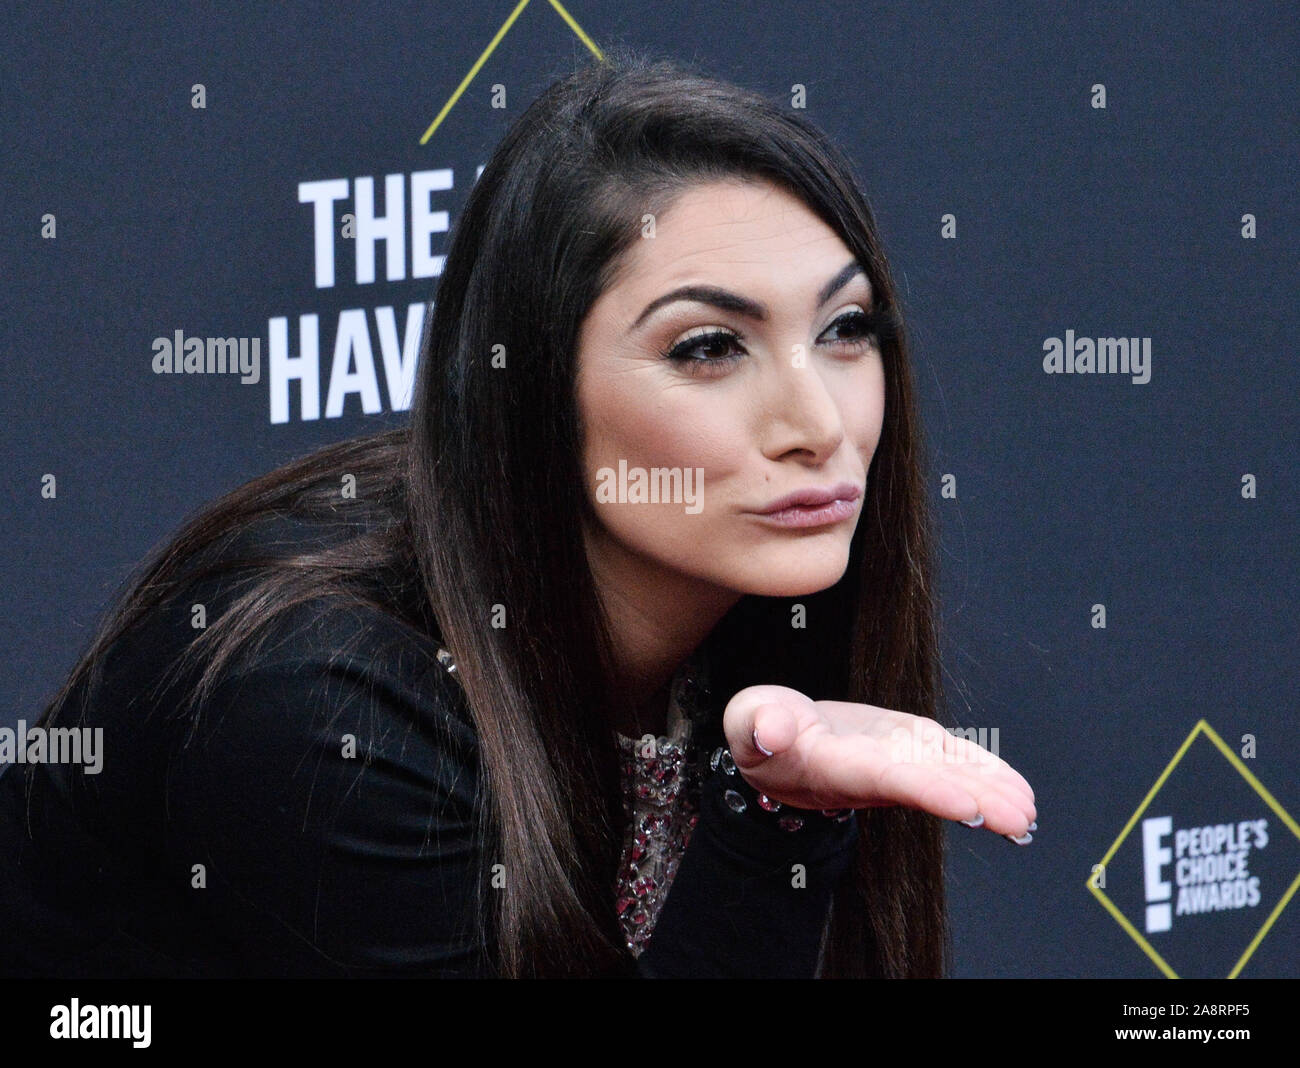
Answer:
[{"xmin": 4, "ymin": 0, "xmax": 1297, "ymax": 978}]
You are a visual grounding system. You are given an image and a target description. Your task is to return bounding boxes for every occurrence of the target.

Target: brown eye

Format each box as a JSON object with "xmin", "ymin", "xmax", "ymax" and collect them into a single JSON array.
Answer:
[
  {"xmin": 821, "ymin": 305, "xmax": 900, "ymax": 349},
  {"xmin": 820, "ymin": 311, "xmax": 874, "ymax": 345},
  {"xmin": 661, "ymin": 329, "xmax": 746, "ymax": 372}
]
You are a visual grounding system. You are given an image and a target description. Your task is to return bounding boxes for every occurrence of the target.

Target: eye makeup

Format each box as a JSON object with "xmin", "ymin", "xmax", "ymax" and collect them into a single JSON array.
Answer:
[{"xmin": 658, "ymin": 304, "xmax": 898, "ymax": 375}]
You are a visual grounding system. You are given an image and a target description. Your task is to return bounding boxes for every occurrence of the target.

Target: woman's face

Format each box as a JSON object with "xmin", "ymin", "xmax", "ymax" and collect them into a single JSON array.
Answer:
[{"xmin": 575, "ymin": 178, "xmax": 886, "ymax": 601}]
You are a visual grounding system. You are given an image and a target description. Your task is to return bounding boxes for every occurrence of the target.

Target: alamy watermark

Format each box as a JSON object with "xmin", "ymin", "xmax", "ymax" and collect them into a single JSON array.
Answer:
[
  {"xmin": 0, "ymin": 721, "xmax": 103, "ymax": 775},
  {"xmin": 1043, "ymin": 331, "xmax": 1151, "ymax": 384},
  {"xmin": 50, "ymin": 999, "xmax": 150, "ymax": 1047},
  {"xmin": 889, "ymin": 721, "xmax": 1000, "ymax": 766},
  {"xmin": 595, "ymin": 459, "xmax": 704, "ymax": 515},
  {"xmin": 151, "ymin": 330, "xmax": 261, "ymax": 383}
]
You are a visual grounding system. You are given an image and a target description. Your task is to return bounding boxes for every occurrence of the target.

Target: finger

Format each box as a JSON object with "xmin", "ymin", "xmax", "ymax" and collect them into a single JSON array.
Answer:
[
  {"xmin": 952, "ymin": 773, "xmax": 1035, "ymax": 836},
  {"xmin": 885, "ymin": 717, "xmax": 1035, "ymax": 818},
  {"xmin": 942, "ymin": 757, "xmax": 1036, "ymax": 817},
  {"xmin": 950, "ymin": 741, "xmax": 1037, "ymax": 806},
  {"xmin": 871, "ymin": 753, "xmax": 1035, "ymax": 837},
  {"xmin": 938, "ymin": 764, "xmax": 1037, "ymax": 835},
  {"xmin": 932, "ymin": 730, "xmax": 1036, "ymax": 812},
  {"xmin": 722, "ymin": 686, "xmax": 803, "ymax": 769},
  {"xmin": 873, "ymin": 759, "xmax": 983, "ymax": 822},
  {"xmin": 936, "ymin": 726, "xmax": 1036, "ymax": 804}
]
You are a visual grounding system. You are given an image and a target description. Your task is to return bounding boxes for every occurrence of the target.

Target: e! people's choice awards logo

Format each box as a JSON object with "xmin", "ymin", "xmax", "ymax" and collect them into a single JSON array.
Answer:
[
  {"xmin": 1088, "ymin": 720, "xmax": 1300, "ymax": 978},
  {"xmin": 1140, "ymin": 816, "xmax": 1269, "ymax": 932}
]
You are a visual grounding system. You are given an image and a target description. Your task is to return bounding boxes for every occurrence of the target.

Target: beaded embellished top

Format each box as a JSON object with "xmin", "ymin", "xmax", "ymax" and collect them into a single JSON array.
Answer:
[
  {"xmin": 435, "ymin": 644, "xmax": 709, "ymax": 959},
  {"xmin": 612, "ymin": 652, "xmax": 709, "ymax": 957}
]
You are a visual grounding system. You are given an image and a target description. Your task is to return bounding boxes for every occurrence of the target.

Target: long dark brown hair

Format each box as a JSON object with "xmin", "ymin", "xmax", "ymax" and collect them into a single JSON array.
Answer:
[{"xmin": 36, "ymin": 48, "xmax": 949, "ymax": 978}]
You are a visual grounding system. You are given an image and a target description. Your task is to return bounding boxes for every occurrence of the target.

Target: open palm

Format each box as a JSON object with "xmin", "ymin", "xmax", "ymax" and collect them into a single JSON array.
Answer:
[{"xmin": 723, "ymin": 684, "xmax": 1036, "ymax": 839}]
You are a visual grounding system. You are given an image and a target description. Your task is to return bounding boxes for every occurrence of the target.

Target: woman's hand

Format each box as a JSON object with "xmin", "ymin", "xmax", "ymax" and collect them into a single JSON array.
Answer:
[{"xmin": 722, "ymin": 685, "xmax": 1036, "ymax": 840}]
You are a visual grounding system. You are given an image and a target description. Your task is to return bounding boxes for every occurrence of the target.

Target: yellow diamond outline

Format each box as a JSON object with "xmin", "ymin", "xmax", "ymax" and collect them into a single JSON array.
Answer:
[
  {"xmin": 1085, "ymin": 719, "xmax": 1300, "ymax": 978},
  {"xmin": 419, "ymin": 0, "xmax": 606, "ymax": 145}
]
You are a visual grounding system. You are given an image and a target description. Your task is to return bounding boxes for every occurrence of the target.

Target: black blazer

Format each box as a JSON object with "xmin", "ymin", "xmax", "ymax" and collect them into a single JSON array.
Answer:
[{"xmin": 0, "ymin": 515, "xmax": 858, "ymax": 978}]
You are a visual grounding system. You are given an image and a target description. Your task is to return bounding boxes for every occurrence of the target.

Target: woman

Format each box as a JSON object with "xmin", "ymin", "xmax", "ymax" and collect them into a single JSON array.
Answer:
[{"xmin": 0, "ymin": 51, "xmax": 1034, "ymax": 979}]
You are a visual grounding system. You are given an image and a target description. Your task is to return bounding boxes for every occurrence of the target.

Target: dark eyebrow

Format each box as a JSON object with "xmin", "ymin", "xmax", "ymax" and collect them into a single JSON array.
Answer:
[{"xmin": 629, "ymin": 259, "xmax": 868, "ymax": 332}]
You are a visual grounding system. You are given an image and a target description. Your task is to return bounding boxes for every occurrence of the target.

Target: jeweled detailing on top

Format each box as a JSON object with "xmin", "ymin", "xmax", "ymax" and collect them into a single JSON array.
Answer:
[
  {"xmin": 432, "ymin": 645, "xmax": 711, "ymax": 958},
  {"xmin": 613, "ymin": 664, "xmax": 702, "ymax": 957}
]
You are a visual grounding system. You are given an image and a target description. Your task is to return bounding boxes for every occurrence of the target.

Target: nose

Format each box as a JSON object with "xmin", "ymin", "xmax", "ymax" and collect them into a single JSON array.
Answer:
[{"xmin": 758, "ymin": 351, "xmax": 846, "ymax": 464}]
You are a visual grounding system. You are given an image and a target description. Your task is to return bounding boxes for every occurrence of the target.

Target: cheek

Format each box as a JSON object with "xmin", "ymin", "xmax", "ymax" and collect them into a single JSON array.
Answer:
[
  {"xmin": 846, "ymin": 360, "xmax": 887, "ymax": 459},
  {"xmin": 580, "ymin": 378, "xmax": 747, "ymax": 491}
]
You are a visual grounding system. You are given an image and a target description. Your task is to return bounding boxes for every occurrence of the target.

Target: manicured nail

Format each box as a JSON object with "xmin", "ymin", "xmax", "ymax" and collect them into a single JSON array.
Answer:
[
  {"xmin": 959, "ymin": 813, "xmax": 984, "ymax": 828},
  {"xmin": 1028, "ymin": 821, "xmax": 1037, "ymax": 832},
  {"xmin": 752, "ymin": 728, "xmax": 773, "ymax": 757},
  {"xmin": 1004, "ymin": 832, "xmax": 1033, "ymax": 845}
]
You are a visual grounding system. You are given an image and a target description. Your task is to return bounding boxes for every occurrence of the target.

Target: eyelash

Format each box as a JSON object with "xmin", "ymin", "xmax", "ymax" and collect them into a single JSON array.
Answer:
[{"xmin": 659, "ymin": 308, "xmax": 895, "ymax": 373}]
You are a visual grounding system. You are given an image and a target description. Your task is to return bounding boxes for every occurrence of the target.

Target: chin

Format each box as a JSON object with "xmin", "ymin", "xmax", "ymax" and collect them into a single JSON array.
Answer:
[{"xmin": 734, "ymin": 555, "xmax": 852, "ymax": 598}]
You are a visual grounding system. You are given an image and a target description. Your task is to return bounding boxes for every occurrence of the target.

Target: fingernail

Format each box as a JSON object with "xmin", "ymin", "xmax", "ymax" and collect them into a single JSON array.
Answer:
[
  {"xmin": 1004, "ymin": 832, "xmax": 1033, "ymax": 845},
  {"xmin": 959, "ymin": 813, "xmax": 984, "ymax": 828},
  {"xmin": 1028, "ymin": 821, "xmax": 1037, "ymax": 832},
  {"xmin": 752, "ymin": 728, "xmax": 773, "ymax": 757}
]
